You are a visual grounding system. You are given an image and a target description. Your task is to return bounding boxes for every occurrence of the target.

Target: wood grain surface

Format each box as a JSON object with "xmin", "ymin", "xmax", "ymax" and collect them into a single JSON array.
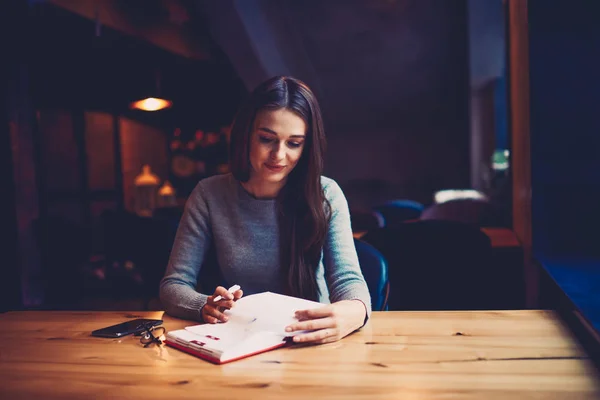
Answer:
[{"xmin": 0, "ymin": 310, "xmax": 598, "ymax": 399}]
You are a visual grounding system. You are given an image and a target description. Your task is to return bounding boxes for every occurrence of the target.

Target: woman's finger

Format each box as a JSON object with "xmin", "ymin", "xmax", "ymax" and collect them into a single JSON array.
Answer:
[
  {"xmin": 202, "ymin": 313, "xmax": 219, "ymax": 324},
  {"xmin": 294, "ymin": 306, "xmax": 334, "ymax": 321},
  {"xmin": 201, "ymin": 304, "xmax": 219, "ymax": 324},
  {"xmin": 292, "ymin": 328, "xmax": 337, "ymax": 343},
  {"xmin": 204, "ymin": 305, "xmax": 228, "ymax": 322},
  {"xmin": 233, "ymin": 289, "xmax": 243, "ymax": 300},
  {"xmin": 211, "ymin": 299, "xmax": 236, "ymax": 310},
  {"xmin": 213, "ymin": 286, "xmax": 234, "ymax": 300},
  {"xmin": 285, "ymin": 317, "xmax": 335, "ymax": 333}
]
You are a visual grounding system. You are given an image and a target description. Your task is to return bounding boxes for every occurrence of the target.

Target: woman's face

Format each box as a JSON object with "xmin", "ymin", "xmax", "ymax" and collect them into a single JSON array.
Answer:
[{"xmin": 248, "ymin": 108, "xmax": 307, "ymax": 188}]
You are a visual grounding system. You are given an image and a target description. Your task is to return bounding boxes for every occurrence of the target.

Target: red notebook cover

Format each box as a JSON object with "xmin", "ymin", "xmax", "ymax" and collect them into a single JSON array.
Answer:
[{"xmin": 165, "ymin": 338, "xmax": 288, "ymax": 364}]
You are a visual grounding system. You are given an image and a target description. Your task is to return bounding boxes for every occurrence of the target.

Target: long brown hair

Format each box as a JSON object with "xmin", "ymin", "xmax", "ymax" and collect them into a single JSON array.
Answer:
[{"xmin": 229, "ymin": 76, "xmax": 330, "ymax": 301}]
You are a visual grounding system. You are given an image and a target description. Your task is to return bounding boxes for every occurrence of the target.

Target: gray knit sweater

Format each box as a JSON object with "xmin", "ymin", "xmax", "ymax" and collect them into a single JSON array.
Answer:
[{"xmin": 159, "ymin": 173, "xmax": 371, "ymax": 322}]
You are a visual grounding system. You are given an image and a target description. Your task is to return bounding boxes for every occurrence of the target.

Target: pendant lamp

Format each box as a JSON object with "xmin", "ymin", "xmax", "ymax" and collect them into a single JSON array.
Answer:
[{"xmin": 130, "ymin": 69, "xmax": 172, "ymax": 111}]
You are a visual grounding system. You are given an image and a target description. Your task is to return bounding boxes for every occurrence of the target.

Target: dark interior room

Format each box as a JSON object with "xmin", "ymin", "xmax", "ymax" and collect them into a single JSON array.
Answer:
[{"xmin": 2, "ymin": 0, "xmax": 599, "ymax": 398}]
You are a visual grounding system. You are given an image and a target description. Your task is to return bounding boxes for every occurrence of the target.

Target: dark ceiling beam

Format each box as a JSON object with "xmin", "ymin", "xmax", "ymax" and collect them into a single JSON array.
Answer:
[
  {"xmin": 48, "ymin": 0, "xmax": 211, "ymax": 60},
  {"xmin": 195, "ymin": 0, "xmax": 268, "ymax": 91}
]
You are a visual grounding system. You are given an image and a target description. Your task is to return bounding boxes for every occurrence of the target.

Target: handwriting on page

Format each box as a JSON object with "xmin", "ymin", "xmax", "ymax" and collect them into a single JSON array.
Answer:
[
  {"xmin": 185, "ymin": 292, "xmax": 323, "ymax": 343},
  {"xmin": 175, "ymin": 292, "xmax": 325, "ymax": 362}
]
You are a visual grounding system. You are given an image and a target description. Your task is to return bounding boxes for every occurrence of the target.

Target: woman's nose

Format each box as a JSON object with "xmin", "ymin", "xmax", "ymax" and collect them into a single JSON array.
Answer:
[{"xmin": 271, "ymin": 143, "xmax": 285, "ymax": 160}]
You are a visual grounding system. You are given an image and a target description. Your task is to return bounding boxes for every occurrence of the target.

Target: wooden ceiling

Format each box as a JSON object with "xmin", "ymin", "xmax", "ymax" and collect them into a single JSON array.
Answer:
[{"xmin": 29, "ymin": 1, "xmax": 246, "ymax": 130}]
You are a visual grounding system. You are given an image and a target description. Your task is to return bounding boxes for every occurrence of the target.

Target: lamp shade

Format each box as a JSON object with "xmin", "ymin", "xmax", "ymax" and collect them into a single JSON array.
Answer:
[{"xmin": 130, "ymin": 97, "xmax": 172, "ymax": 111}]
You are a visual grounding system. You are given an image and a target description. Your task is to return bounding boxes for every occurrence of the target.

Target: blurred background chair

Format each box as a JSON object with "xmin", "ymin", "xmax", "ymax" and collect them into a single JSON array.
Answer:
[
  {"xmin": 420, "ymin": 198, "xmax": 506, "ymax": 227},
  {"xmin": 100, "ymin": 209, "xmax": 177, "ymax": 307},
  {"xmin": 33, "ymin": 215, "xmax": 92, "ymax": 308},
  {"xmin": 373, "ymin": 199, "xmax": 425, "ymax": 228},
  {"xmin": 354, "ymin": 238, "xmax": 389, "ymax": 311},
  {"xmin": 361, "ymin": 220, "xmax": 498, "ymax": 311}
]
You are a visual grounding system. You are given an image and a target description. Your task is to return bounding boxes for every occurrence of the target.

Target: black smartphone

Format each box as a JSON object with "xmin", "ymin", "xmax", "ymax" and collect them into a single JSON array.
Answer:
[{"xmin": 91, "ymin": 319, "xmax": 163, "ymax": 338}]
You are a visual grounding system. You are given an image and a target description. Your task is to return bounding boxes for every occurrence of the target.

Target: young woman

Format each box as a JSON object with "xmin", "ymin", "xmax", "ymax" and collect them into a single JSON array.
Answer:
[{"xmin": 160, "ymin": 76, "xmax": 371, "ymax": 344}]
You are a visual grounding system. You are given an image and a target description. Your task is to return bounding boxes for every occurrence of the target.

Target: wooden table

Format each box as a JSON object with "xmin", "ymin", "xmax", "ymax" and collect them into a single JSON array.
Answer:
[{"xmin": 1, "ymin": 310, "xmax": 599, "ymax": 399}]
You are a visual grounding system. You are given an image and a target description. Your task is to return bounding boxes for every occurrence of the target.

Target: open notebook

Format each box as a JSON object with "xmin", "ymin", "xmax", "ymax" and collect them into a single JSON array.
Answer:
[{"xmin": 165, "ymin": 292, "xmax": 323, "ymax": 364}]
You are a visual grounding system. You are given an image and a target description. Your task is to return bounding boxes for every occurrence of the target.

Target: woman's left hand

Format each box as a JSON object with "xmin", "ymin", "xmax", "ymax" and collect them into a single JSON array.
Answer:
[{"xmin": 285, "ymin": 300, "xmax": 367, "ymax": 344}]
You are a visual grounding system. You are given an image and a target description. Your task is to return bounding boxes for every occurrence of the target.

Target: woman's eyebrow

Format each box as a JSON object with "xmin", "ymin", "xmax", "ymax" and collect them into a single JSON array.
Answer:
[
  {"xmin": 258, "ymin": 127, "xmax": 305, "ymax": 139},
  {"xmin": 258, "ymin": 127, "xmax": 278, "ymax": 135}
]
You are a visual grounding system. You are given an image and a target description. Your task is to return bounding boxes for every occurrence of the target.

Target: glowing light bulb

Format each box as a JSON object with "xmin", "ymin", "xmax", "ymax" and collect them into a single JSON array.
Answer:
[{"xmin": 130, "ymin": 97, "xmax": 172, "ymax": 111}]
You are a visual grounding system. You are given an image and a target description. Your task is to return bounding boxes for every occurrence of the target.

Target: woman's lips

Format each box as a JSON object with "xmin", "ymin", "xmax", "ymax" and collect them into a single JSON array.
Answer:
[{"xmin": 265, "ymin": 164, "xmax": 285, "ymax": 172}]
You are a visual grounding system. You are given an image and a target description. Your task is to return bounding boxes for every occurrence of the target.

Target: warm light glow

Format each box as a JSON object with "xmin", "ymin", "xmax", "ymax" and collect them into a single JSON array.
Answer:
[{"xmin": 130, "ymin": 97, "xmax": 172, "ymax": 111}]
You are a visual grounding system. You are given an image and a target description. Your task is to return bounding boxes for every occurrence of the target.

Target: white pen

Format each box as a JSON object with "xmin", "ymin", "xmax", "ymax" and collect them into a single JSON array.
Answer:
[{"xmin": 212, "ymin": 284, "xmax": 241, "ymax": 302}]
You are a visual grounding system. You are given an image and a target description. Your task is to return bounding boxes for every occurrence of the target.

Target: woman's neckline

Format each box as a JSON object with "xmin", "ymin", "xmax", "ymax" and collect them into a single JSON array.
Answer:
[{"xmin": 234, "ymin": 178, "xmax": 278, "ymax": 202}]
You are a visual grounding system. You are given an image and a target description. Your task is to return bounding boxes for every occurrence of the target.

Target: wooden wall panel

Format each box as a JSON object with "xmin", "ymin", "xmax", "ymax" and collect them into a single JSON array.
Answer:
[
  {"xmin": 38, "ymin": 110, "xmax": 79, "ymax": 194},
  {"xmin": 85, "ymin": 112, "xmax": 115, "ymax": 191},
  {"xmin": 119, "ymin": 117, "xmax": 168, "ymax": 212},
  {"xmin": 47, "ymin": 201, "xmax": 84, "ymax": 226},
  {"xmin": 507, "ymin": 0, "xmax": 535, "ymax": 307}
]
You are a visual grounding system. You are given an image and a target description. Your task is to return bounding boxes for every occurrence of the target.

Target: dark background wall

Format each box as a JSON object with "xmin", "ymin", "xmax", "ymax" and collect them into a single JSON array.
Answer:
[
  {"xmin": 202, "ymin": 0, "xmax": 473, "ymax": 207},
  {"xmin": 528, "ymin": 0, "xmax": 600, "ymax": 258},
  {"xmin": 2, "ymin": 45, "xmax": 21, "ymax": 311},
  {"xmin": 6, "ymin": 2, "xmax": 247, "ymax": 308},
  {"xmin": 4, "ymin": 0, "xmax": 508, "ymax": 309}
]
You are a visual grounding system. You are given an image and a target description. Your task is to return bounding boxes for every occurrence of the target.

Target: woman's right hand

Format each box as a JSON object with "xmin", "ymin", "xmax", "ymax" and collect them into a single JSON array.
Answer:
[{"xmin": 201, "ymin": 286, "xmax": 244, "ymax": 323}]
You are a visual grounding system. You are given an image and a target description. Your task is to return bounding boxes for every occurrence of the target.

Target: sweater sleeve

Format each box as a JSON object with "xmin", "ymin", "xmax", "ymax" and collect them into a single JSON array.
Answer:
[
  {"xmin": 159, "ymin": 182, "xmax": 212, "ymax": 321},
  {"xmin": 322, "ymin": 179, "xmax": 372, "ymax": 322}
]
